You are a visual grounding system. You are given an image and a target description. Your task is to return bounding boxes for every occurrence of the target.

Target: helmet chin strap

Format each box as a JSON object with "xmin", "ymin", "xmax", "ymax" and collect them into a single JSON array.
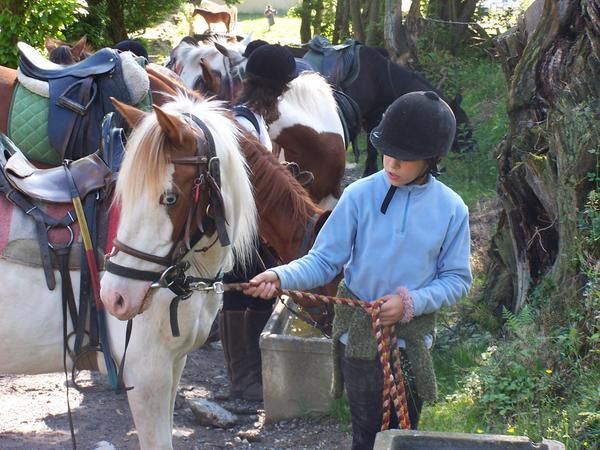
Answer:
[{"xmin": 380, "ymin": 161, "xmax": 435, "ymax": 214}]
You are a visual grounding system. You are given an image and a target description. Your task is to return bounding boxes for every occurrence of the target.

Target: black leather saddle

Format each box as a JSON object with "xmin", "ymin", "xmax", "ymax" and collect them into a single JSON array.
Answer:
[{"xmin": 17, "ymin": 42, "xmax": 131, "ymax": 162}]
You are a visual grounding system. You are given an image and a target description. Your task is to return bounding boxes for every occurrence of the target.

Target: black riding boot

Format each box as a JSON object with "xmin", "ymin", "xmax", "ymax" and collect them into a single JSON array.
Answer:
[
  {"xmin": 241, "ymin": 308, "xmax": 273, "ymax": 401},
  {"xmin": 218, "ymin": 310, "xmax": 249, "ymax": 399}
]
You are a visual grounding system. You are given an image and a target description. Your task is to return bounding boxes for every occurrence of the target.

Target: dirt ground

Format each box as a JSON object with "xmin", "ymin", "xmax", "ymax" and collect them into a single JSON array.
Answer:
[{"xmin": 0, "ymin": 341, "xmax": 352, "ymax": 450}]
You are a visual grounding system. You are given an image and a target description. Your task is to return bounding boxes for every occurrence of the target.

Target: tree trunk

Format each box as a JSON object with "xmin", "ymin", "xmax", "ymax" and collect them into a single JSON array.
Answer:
[
  {"xmin": 333, "ymin": 0, "xmax": 351, "ymax": 43},
  {"xmin": 106, "ymin": 0, "xmax": 128, "ymax": 42},
  {"xmin": 312, "ymin": 0, "xmax": 324, "ymax": 36},
  {"xmin": 350, "ymin": 0, "xmax": 365, "ymax": 42},
  {"xmin": 300, "ymin": 1, "xmax": 313, "ymax": 43},
  {"xmin": 486, "ymin": 0, "xmax": 600, "ymax": 316},
  {"xmin": 418, "ymin": 0, "xmax": 478, "ymax": 52},
  {"xmin": 384, "ymin": 0, "xmax": 419, "ymax": 67},
  {"xmin": 365, "ymin": 0, "xmax": 381, "ymax": 45}
]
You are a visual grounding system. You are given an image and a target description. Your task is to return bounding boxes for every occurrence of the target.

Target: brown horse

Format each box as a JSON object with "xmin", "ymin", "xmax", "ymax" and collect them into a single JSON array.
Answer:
[
  {"xmin": 45, "ymin": 35, "xmax": 92, "ymax": 64},
  {"xmin": 235, "ymin": 132, "xmax": 337, "ymax": 330},
  {"xmin": 192, "ymin": 7, "xmax": 237, "ymax": 34}
]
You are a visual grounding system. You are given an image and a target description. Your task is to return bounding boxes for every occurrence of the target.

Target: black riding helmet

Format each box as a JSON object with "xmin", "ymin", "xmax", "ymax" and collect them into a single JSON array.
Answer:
[
  {"xmin": 245, "ymin": 44, "xmax": 297, "ymax": 87},
  {"xmin": 370, "ymin": 91, "xmax": 456, "ymax": 161}
]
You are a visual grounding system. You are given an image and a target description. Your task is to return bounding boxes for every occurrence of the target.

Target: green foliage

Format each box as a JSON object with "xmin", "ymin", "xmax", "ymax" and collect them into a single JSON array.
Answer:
[
  {"xmin": 329, "ymin": 396, "xmax": 352, "ymax": 426},
  {"xmin": 60, "ymin": 0, "xmax": 181, "ymax": 48},
  {"xmin": 122, "ymin": 0, "xmax": 181, "ymax": 36},
  {"xmin": 62, "ymin": 4, "xmax": 111, "ymax": 48},
  {"xmin": 420, "ymin": 50, "xmax": 506, "ymax": 206},
  {"xmin": 236, "ymin": 14, "xmax": 303, "ymax": 45},
  {"xmin": 0, "ymin": 0, "xmax": 82, "ymax": 67}
]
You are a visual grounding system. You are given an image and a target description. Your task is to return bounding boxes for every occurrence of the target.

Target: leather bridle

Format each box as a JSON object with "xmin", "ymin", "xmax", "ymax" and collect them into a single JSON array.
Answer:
[{"xmin": 104, "ymin": 113, "xmax": 230, "ymax": 302}]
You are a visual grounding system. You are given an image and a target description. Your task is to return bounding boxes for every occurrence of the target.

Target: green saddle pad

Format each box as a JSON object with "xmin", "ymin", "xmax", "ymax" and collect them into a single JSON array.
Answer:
[
  {"xmin": 7, "ymin": 81, "xmax": 153, "ymax": 165},
  {"xmin": 8, "ymin": 83, "xmax": 59, "ymax": 165}
]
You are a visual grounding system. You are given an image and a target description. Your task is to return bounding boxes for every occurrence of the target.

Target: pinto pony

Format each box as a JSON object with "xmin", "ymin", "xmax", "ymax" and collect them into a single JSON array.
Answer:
[
  {"xmin": 0, "ymin": 92, "xmax": 258, "ymax": 449},
  {"xmin": 168, "ymin": 39, "xmax": 346, "ymax": 209}
]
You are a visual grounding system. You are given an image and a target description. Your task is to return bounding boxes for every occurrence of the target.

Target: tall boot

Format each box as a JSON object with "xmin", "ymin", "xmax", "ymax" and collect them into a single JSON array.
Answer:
[
  {"xmin": 218, "ymin": 310, "xmax": 249, "ymax": 399},
  {"xmin": 241, "ymin": 308, "xmax": 273, "ymax": 401}
]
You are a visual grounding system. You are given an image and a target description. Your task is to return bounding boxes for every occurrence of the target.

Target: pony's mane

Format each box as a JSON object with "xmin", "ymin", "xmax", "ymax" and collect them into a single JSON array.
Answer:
[
  {"xmin": 116, "ymin": 93, "xmax": 257, "ymax": 262},
  {"xmin": 239, "ymin": 135, "xmax": 321, "ymax": 226}
]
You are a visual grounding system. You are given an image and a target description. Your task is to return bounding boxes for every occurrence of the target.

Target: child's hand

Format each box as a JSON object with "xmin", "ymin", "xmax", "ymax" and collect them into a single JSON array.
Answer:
[
  {"xmin": 243, "ymin": 270, "xmax": 280, "ymax": 299},
  {"xmin": 379, "ymin": 294, "xmax": 405, "ymax": 326},
  {"xmin": 379, "ymin": 287, "xmax": 414, "ymax": 326}
]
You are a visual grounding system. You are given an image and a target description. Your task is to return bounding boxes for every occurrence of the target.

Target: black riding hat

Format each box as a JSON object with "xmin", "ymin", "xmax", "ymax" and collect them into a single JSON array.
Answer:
[
  {"xmin": 370, "ymin": 91, "xmax": 456, "ymax": 160},
  {"xmin": 245, "ymin": 44, "xmax": 297, "ymax": 86}
]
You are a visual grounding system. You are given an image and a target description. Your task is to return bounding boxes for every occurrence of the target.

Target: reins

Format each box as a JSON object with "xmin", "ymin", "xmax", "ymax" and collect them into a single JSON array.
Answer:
[{"xmin": 176, "ymin": 279, "xmax": 411, "ymax": 431}]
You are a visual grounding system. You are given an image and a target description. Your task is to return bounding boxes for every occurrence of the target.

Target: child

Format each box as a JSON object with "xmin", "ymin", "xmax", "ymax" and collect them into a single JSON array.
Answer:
[
  {"xmin": 245, "ymin": 91, "xmax": 472, "ymax": 449},
  {"xmin": 264, "ymin": 4, "xmax": 276, "ymax": 30}
]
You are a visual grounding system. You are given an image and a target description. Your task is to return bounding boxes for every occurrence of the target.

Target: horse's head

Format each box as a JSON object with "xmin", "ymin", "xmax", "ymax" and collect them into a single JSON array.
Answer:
[
  {"xmin": 46, "ymin": 36, "xmax": 90, "ymax": 64},
  {"xmin": 448, "ymin": 94, "xmax": 476, "ymax": 154},
  {"xmin": 168, "ymin": 39, "xmax": 245, "ymax": 101},
  {"xmin": 100, "ymin": 94, "xmax": 256, "ymax": 320}
]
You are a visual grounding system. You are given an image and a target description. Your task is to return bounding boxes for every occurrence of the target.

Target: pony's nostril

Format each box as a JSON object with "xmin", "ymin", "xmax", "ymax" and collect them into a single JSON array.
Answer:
[{"xmin": 116, "ymin": 295, "xmax": 124, "ymax": 309}]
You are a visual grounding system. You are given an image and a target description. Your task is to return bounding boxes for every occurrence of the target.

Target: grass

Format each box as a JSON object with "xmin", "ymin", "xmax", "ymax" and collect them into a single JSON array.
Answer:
[{"xmin": 236, "ymin": 12, "xmax": 304, "ymax": 45}]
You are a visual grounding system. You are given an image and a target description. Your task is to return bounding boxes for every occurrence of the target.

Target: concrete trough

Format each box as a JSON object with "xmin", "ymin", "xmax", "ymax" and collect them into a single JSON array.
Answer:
[
  {"xmin": 260, "ymin": 299, "xmax": 333, "ymax": 422},
  {"xmin": 374, "ymin": 430, "xmax": 565, "ymax": 450}
]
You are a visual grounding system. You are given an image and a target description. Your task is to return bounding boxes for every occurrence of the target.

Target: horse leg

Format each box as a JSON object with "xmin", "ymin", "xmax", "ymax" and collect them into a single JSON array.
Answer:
[
  {"xmin": 363, "ymin": 138, "xmax": 381, "ymax": 177},
  {"xmin": 169, "ymin": 355, "xmax": 187, "ymax": 432},
  {"xmin": 121, "ymin": 326, "xmax": 181, "ymax": 450}
]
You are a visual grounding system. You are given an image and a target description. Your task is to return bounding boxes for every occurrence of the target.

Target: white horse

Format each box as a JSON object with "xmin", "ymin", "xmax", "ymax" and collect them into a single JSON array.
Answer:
[
  {"xmin": 167, "ymin": 36, "xmax": 249, "ymax": 90},
  {"xmin": 0, "ymin": 92, "xmax": 257, "ymax": 449}
]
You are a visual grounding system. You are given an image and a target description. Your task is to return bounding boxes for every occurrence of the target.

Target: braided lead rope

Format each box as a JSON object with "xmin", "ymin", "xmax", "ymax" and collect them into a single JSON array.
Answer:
[{"xmin": 225, "ymin": 283, "xmax": 411, "ymax": 430}]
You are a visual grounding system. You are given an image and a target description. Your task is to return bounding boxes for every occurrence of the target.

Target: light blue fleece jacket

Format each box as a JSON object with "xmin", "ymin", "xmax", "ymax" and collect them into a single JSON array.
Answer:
[{"xmin": 272, "ymin": 170, "xmax": 472, "ymax": 317}]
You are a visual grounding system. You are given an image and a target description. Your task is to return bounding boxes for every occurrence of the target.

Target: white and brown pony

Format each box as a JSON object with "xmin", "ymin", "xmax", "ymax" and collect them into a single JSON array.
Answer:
[
  {"xmin": 0, "ymin": 92, "xmax": 257, "ymax": 449},
  {"xmin": 169, "ymin": 39, "xmax": 346, "ymax": 208}
]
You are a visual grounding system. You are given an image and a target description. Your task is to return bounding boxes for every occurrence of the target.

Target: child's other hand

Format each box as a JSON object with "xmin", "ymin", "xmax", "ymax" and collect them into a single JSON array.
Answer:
[
  {"xmin": 243, "ymin": 270, "xmax": 280, "ymax": 299},
  {"xmin": 379, "ymin": 294, "xmax": 405, "ymax": 326}
]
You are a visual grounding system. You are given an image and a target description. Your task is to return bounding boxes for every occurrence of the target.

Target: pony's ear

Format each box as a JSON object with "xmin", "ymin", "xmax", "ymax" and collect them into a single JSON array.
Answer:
[
  {"xmin": 153, "ymin": 104, "xmax": 185, "ymax": 146},
  {"xmin": 110, "ymin": 97, "xmax": 148, "ymax": 129},
  {"xmin": 71, "ymin": 36, "xmax": 88, "ymax": 59},
  {"xmin": 214, "ymin": 42, "xmax": 231, "ymax": 58},
  {"xmin": 45, "ymin": 36, "xmax": 59, "ymax": 53},
  {"xmin": 200, "ymin": 58, "xmax": 220, "ymax": 93},
  {"xmin": 241, "ymin": 32, "xmax": 254, "ymax": 48}
]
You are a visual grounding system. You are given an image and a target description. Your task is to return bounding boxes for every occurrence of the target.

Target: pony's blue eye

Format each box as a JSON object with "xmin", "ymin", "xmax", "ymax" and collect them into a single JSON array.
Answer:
[{"xmin": 161, "ymin": 192, "xmax": 178, "ymax": 206}]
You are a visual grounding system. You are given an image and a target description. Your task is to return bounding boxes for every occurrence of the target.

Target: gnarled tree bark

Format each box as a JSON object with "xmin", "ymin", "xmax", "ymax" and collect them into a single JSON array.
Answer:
[{"xmin": 486, "ymin": 0, "xmax": 599, "ymax": 315}]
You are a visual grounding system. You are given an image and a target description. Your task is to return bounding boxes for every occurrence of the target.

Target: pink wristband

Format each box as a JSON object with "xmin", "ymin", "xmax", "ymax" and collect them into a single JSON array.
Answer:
[{"xmin": 395, "ymin": 286, "xmax": 414, "ymax": 323}]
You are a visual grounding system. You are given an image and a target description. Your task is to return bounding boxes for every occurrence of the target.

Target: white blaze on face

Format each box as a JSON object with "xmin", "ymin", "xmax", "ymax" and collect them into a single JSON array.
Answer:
[{"xmin": 100, "ymin": 168, "xmax": 175, "ymax": 321}]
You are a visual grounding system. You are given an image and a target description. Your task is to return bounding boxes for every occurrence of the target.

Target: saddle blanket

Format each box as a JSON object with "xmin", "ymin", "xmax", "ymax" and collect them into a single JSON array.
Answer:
[{"xmin": 0, "ymin": 194, "xmax": 119, "ymax": 270}]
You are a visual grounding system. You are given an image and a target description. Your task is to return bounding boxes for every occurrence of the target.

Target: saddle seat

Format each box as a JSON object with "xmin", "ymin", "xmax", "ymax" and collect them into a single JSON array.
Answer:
[
  {"xmin": 307, "ymin": 35, "xmax": 355, "ymax": 54},
  {"xmin": 17, "ymin": 42, "xmax": 117, "ymax": 81},
  {"xmin": 303, "ymin": 35, "xmax": 360, "ymax": 87},
  {"xmin": 1, "ymin": 134, "xmax": 111, "ymax": 203}
]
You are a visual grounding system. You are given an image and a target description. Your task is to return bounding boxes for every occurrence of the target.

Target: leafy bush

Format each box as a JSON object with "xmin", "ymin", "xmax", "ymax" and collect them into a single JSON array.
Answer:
[{"xmin": 0, "ymin": 0, "xmax": 82, "ymax": 67}]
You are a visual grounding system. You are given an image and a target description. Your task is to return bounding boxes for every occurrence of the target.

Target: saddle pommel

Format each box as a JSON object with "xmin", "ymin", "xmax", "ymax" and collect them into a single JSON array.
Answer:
[{"xmin": 1, "ymin": 136, "xmax": 112, "ymax": 204}]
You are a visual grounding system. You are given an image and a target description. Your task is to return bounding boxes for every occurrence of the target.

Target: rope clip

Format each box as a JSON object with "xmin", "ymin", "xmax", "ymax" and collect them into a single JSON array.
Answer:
[{"xmin": 188, "ymin": 280, "xmax": 224, "ymax": 294}]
